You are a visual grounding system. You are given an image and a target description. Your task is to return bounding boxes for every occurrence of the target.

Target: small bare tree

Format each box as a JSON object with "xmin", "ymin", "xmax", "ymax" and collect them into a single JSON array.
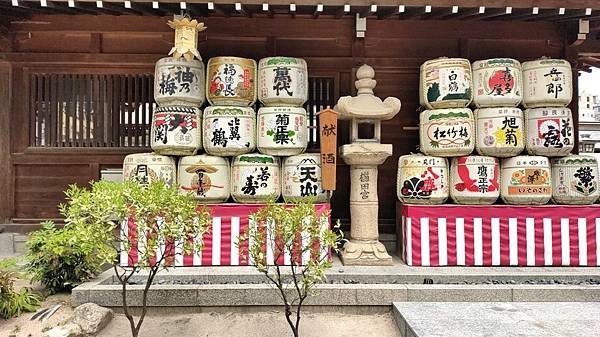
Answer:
[
  {"xmin": 60, "ymin": 180, "xmax": 210, "ymax": 337},
  {"xmin": 239, "ymin": 199, "xmax": 342, "ymax": 337}
]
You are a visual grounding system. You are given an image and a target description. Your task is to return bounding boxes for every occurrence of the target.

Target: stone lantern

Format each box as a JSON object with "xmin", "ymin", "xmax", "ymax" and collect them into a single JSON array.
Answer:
[{"xmin": 335, "ymin": 64, "xmax": 401, "ymax": 266}]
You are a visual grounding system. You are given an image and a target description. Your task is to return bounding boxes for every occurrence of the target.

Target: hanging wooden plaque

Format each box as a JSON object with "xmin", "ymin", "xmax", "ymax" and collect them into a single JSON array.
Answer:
[{"xmin": 317, "ymin": 108, "xmax": 338, "ymax": 191}]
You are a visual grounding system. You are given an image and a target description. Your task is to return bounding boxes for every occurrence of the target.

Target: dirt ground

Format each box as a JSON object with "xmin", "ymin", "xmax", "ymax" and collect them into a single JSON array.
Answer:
[
  {"xmin": 1, "ymin": 279, "xmax": 401, "ymax": 337},
  {"xmin": 1, "ymin": 297, "xmax": 401, "ymax": 337},
  {"xmin": 0, "ymin": 292, "xmax": 75, "ymax": 337},
  {"xmin": 99, "ymin": 311, "xmax": 402, "ymax": 337}
]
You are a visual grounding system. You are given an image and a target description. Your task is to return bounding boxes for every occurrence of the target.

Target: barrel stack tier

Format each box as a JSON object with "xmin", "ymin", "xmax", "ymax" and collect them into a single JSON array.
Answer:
[{"xmin": 399, "ymin": 56, "xmax": 596, "ymax": 206}]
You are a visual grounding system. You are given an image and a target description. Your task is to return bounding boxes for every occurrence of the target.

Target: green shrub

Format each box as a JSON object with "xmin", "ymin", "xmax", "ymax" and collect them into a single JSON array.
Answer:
[
  {"xmin": 26, "ymin": 221, "xmax": 106, "ymax": 294},
  {"xmin": 0, "ymin": 270, "xmax": 41, "ymax": 319}
]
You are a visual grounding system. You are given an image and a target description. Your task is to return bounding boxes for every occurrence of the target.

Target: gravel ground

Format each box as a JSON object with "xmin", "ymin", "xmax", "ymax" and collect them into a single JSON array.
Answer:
[{"xmin": 124, "ymin": 278, "xmax": 600, "ymax": 286}]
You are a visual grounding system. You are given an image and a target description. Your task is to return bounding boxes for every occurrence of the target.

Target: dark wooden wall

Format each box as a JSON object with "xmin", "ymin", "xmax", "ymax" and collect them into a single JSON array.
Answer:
[{"xmin": 1, "ymin": 14, "xmax": 569, "ymax": 232}]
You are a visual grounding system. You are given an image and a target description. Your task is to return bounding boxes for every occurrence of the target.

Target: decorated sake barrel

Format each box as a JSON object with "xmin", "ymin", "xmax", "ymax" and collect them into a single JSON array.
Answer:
[
  {"xmin": 397, "ymin": 154, "xmax": 448, "ymax": 204},
  {"xmin": 123, "ymin": 153, "xmax": 176, "ymax": 187},
  {"xmin": 475, "ymin": 107, "xmax": 524, "ymax": 158},
  {"xmin": 154, "ymin": 57, "xmax": 205, "ymax": 106},
  {"xmin": 420, "ymin": 108, "xmax": 474, "ymax": 157},
  {"xmin": 522, "ymin": 58, "xmax": 573, "ymax": 108},
  {"xmin": 257, "ymin": 107, "xmax": 307, "ymax": 156},
  {"xmin": 231, "ymin": 154, "xmax": 280, "ymax": 203},
  {"xmin": 524, "ymin": 107, "xmax": 574, "ymax": 157},
  {"xmin": 150, "ymin": 106, "xmax": 201, "ymax": 156},
  {"xmin": 472, "ymin": 58, "xmax": 522, "ymax": 108},
  {"xmin": 178, "ymin": 155, "xmax": 230, "ymax": 203},
  {"xmin": 206, "ymin": 56, "xmax": 257, "ymax": 106},
  {"xmin": 281, "ymin": 153, "xmax": 327, "ymax": 203},
  {"xmin": 203, "ymin": 106, "xmax": 256, "ymax": 157},
  {"xmin": 450, "ymin": 156, "xmax": 500, "ymax": 205},
  {"xmin": 501, "ymin": 156, "xmax": 552, "ymax": 205},
  {"xmin": 551, "ymin": 155, "xmax": 600, "ymax": 205},
  {"xmin": 419, "ymin": 57, "xmax": 472, "ymax": 109},
  {"xmin": 258, "ymin": 57, "xmax": 308, "ymax": 107}
]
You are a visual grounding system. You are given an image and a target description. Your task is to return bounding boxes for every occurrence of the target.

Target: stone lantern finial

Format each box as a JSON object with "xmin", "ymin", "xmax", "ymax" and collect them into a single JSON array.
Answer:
[{"xmin": 355, "ymin": 64, "xmax": 376, "ymax": 95}]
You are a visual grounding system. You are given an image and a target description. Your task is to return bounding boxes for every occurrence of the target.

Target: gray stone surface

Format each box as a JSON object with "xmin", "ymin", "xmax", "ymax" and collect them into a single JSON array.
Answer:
[
  {"xmin": 393, "ymin": 302, "xmax": 600, "ymax": 337},
  {"xmin": 406, "ymin": 285, "xmax": 512, "ymax": 302},
  {"xmin": 73, "ymin": 303, "xmax": 113, "ymax": 335},
  {"xmin": 512, "ymin": 285, "xmax": 600, "ymax": 302},
  {"xmin": 0, "ymin": 233, "xmax": 14, "ymax": 255}
]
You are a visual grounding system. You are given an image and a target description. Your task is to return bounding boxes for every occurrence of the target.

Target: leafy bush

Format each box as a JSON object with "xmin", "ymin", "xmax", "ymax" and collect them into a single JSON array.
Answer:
[
  {"xmin": 240, "ymin": 198, "xmax": 342, "ymax": 337},
  {"xmin": 0, "ymin": 270, "xmax": 41, "ymax": 319},
  {"xmin": 38, "ymin": 180, "xmax": 210, "ymax": 337},
  {"xmin": 26, "ymin": 221, "xmax": 105, "ymax": 294}
]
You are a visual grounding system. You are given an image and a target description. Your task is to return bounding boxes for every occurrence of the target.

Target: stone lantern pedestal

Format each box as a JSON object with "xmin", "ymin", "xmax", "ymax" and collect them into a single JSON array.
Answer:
[
  {"xmin": 339, "ymin": 143, "xmax": 393, "ymax": 265},
  {"xmin": 334, "ymin": 64, "xmax": 401, "ymax": 266}
]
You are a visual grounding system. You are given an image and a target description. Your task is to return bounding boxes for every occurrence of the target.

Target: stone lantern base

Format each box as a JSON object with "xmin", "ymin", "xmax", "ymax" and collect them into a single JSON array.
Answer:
[{"xmin": 340, "ymin": 240, "xmax": 393, "ymax": 266}]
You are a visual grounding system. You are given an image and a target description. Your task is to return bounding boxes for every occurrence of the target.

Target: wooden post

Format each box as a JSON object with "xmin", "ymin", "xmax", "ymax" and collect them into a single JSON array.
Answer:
[
  {"xmin": 0, "ymin": 62, "xmax": 12, "ymax": 223},
  {"xmin": 317, "ymin": 108, "xmax": 338, "ymax": 193}
]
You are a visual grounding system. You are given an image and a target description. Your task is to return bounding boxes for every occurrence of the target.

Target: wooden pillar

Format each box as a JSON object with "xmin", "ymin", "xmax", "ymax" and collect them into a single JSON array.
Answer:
[{"xmin": 0, "ymin": 62, "xmax": 13, "ymax": 223}]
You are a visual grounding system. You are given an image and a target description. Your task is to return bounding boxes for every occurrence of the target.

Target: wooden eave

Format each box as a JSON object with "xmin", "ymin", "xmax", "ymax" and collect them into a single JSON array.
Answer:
[{"xmin": 1, "ymin": 0, "xmax": 600, "ymax": 21}]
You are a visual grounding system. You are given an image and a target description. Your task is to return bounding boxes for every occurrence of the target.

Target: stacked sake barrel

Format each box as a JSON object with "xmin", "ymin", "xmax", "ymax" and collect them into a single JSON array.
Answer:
[
  {"xmin": 201, "ymin": 56, "xmax": 263, "ymax": 203},
  {"xmin": 521, "ymin": 59, "xmax": 598, "ymax": 205},
  {"xmin": 398, "ymin": 56, "xmax": 598, "ymax": 206},
  {"xmin": 398, "ymin": 57, "xmax": 481, "ymax": 205},
  {"xmin": 123, "ymin": 54, "xmax": 206, "ymax": 196},
  {"xmin": 256, "ymin": 57, "xmax": 326, "ymax": 203}
]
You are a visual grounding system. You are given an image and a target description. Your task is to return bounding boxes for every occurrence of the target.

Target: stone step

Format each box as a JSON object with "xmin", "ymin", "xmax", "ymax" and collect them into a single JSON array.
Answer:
[
  {"xmin": 73, "ymin": 266, "xmax": 600, "ymax": 308},
  {"xmin": 393, "ymin": 302, "xmax": 600, "ymax": 337}
]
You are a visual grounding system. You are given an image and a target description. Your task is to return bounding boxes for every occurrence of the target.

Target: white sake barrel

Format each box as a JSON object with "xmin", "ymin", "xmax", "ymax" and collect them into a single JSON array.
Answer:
[
  {"xmin": 154, "ymin": 57, "xmax": 205, "ymax": 106},
  {"xmin": 231, "ymin": 154, "xmax": 280, "ymax": 203},
  {"xmin": 206, "ymin": 56, "xmax": 257, "ymax": 106},
  {"xmin": 123, "ymin": 153, "xmax": 176, "ymax": 187},
  {"xmin": 501, "ymin": 156, "xmax": 552, "ymax": 205},
  {"xmin": 150, "ymin": 106, "xmax": 201, "ymax": 156},
  {"xmin": 419, "ymin": 57, "xmax": 473, "ymax": 109},
  {"xmin": 472, "ymin": 58, "xmax": 522, "ymax": 107},
  {"xmin": 203, "ymin": 106, "xmax": 256, "ymax": 157},
  {"xmin": 282, "ymin": 153, "xmax": 327, "ymax": 203},
  {"xmin": 258, "ymin": 57, "xmax": 308, "ymax": 107},
  {"xmin": 178, "ymin": 155, "xmax": 230, "ymax": 203},
  {"xmin": 450, "ymin": 156, "xmax": 500, "ymax": 205},
  {"xmin": 552, "ymin": 155, "xmax": 600, "ymax": 205},
  {"xmin": 397, "ymin": 154, "xmax": 448, "ymax": 204},
  {"xmin": 257, "ymin": 107, "xmax": 308, "ymax": 156},
  {"xmin": 524, "ymin": 107, "xmax": 574, "ymax": 157},
  {"xmin": 420, "ymin": 108, "xmax": 474, "ymax": 157},
  {"xmin": 475, "ymin": 107, "xmax": 524, "ymax": 158},
  {"xmin": 522, "ymin": 58, "xmax": 572, "ymax": 108}
]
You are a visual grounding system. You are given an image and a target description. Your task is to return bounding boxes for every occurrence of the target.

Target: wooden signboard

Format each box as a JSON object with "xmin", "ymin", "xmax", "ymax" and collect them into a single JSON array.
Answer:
[{"xmin": 317, "ymin": 108, "xmax": 338, "ymax": 191}]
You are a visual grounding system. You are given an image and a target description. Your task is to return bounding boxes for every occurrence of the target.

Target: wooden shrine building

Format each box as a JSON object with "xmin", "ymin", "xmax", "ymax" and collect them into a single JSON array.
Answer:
[{"xmin": 1, "ymin": 0, "xmax": 599, "ymax": 250}]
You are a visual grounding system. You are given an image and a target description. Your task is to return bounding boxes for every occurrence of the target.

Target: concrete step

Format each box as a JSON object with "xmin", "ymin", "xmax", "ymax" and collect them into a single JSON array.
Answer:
[{"xmin": 393, "ymin": 302, "xmax": 600, "ymax": 337}]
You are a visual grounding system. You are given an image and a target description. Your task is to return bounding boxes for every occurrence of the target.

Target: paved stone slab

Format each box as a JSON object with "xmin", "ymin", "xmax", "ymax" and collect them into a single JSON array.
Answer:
[{"xmin": 393, "ymin": 302, "xmax": 600, "ymax": 337}]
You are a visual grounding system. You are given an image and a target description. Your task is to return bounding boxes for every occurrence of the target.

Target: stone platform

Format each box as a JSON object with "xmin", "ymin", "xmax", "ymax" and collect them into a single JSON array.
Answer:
[
  {"xmin": 393, "ymin": 302, "xmax": 600, "ymax": 337},
  {"xmin": 73, "ymin": 257, "xmax": 600, "ymax": 308}
]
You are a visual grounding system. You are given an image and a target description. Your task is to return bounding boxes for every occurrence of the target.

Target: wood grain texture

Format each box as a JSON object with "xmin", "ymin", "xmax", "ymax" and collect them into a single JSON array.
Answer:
[{"xmin": 2, "ymin": 14, "xmax": 582, "ymax": 230}]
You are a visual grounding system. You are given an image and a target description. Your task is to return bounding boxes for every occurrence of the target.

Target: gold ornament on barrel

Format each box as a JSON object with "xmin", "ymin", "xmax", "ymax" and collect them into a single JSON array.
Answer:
[{"xmin": 167, "ymin": 15, "xmax": 207, "ymax": 62}]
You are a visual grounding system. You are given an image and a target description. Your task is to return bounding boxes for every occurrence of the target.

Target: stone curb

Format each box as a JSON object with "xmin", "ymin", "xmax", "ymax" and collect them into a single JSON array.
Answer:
[{"xmin": 72, "ymin": 282, "xmax": 600, "ymax": 307}]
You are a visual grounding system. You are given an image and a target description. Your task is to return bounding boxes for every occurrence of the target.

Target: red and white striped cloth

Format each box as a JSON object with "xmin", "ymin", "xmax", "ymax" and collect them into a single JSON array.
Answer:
[
  {"xmin": 401, "ymin": 204, "xmax": 600, "ymax": 266},
  {"xmin": 120, "ymin": 203, "xmax": 331, "ymax": 267}
]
